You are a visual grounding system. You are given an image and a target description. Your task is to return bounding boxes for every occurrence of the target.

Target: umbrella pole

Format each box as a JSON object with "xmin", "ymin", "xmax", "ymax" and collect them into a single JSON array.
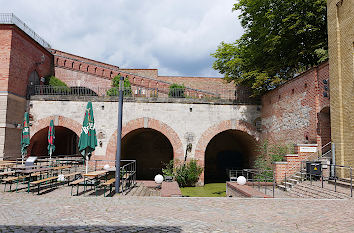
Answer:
[
  {"xmin": 85, "ymin": 154, "xmax": 88, "ymax": 174},
  {"xmin": 21, "ymin": 153, "xmax": 24, "ymax": 165},
  {"xmin": 49, "ymin": 150, "xmax": 52, "ymax": 167}
]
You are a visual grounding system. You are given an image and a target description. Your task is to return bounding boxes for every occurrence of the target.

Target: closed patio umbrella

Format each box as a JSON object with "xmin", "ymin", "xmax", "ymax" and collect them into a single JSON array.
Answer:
[
  {"xmin": 78, "ymin": 101, "xmax": 97, "ymax": 174},
  {"xmin": 20, "ymin": 112, "xmax": 30, "ymax": 164},
  {"xmin": 48, "ymin": 119, "xmax": 55, "ymax": 161}
]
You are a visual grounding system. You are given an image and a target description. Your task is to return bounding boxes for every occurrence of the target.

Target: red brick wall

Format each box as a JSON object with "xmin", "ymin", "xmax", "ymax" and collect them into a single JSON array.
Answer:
[
  {"xmin": 261, "ymin": 61, "xmax": 330, "ymax": 150},
  {"xmin": 120, "ymin": 69, "xmax": 158, "ymax": 79},
  {"xmin": 8, "ymin": 25, "xmax": 52, "ymax": 97},
  {"xmin": 52, "ymin": 50, "xmax": 230, "ymax": 97},
  {"xmin": 0, "ymin": 25, "xmax": 12, "ymax": 92},
  {"xmin": 54, "ymin": 67, "xmax": 112, "ymax": 95},
  {"xmin": 157, "ymin": 76, "xmax": 236, "ymax": 93}
]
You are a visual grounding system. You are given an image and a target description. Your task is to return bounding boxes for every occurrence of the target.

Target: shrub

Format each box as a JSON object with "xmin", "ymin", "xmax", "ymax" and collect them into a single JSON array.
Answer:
[
  {"xmin": 254, "ymin": 140, "xmax": 290, "ymax": 174},
  {"xmin": 44, "ymin": 75, "xmax": 70, "ymax": 94},
  {"xmin": 174, "ymin": 160, "xmax": 203, "ymax": 187},
  {"xmin": 162, "ymin": 160, "xmax": 174, "ymax": 177},
  {"xmin": 106, "ymin": 75, "xmax": 132, "ymax": 97},
  {"xmin": 168, "ymin": 83, "xmax": 185, "ymax": 98}
]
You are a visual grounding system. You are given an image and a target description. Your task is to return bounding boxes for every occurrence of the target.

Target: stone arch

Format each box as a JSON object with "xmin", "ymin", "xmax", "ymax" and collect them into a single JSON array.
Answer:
[
  {"xmin": 30, "ymin": 115, "xmax": 81, "ymax": 138},
  {"xmin": 105, "ymin": 118, "xmax": 184, "ymax": 162},
  {"xmin": 317, "ymin": 106, "xmax": 331, "ymax": 153},
  {"xmin": 195, "ymin": 120, "xmax": 260, "ymax": 184},
  {"xmin": 28, "ymin": 116, "xmax": 82, "ymax": 157}
]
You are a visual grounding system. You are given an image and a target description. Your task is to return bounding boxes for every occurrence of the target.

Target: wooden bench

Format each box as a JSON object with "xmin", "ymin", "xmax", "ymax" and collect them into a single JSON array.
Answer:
[
  {"xmin": 30, "ymin": 176, "xmax": 58, "ymax": 194},
  {"xmin": 3, "ymin": 175, "xmax": 28, "ymax": 192},
  {"xmin": 0, "ymin": 171, "xmax": 15, "ymax": 178},
  {"xmin": 70, "ymin": 177, "xmax": 95, "ymax": 196},
  {"xmin": 102, "ymin": 178, "xmax": 115, "ymax": 197}
]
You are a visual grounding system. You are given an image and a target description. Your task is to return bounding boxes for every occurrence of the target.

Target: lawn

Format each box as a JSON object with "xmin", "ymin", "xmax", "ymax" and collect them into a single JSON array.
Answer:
[{"xmin": 180, "ymin": 183, "xmax": 226, "ymax": 197}]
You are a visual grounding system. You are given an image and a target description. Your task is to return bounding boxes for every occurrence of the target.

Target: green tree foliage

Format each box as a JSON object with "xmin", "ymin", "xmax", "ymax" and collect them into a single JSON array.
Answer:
[
  {"xmin": 44, "ymin": 75, "xmax": 70, "ymax": 93},
  {"xmin": 212, "ymin": 0, "xmax": 327, "ymax": 95},
  {"xmin": 106, "ymin": 75, "xmax": 132, "ymax": 97},
  {"xmin": 168, "ymin": 83, "xmax": 185, "ymax": 98}
]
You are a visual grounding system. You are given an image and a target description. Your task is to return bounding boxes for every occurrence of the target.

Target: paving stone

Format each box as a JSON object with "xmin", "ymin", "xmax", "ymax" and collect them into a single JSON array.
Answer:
[{"xmin": 1, "ymin": 187, "xmax": 354, "ymax": 232}]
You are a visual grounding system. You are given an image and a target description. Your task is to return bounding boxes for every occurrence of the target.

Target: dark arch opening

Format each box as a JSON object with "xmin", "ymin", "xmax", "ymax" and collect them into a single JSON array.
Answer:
[
  {"xmin": 122, "ymin": 128, "xmax": 173, "ymax": 180},
  {"xmin": 318, "ymin": 107, "xmax": 331, "ymax": 153},
  {"xmin": 27, "ymin": 70, "xmax": 40, "ymax": 98},
  {"xmin": 70, "ymin": 86, "xmax": 98, "ymax": 96},
  {"xmin": 29, "ymin": 126, "xmax": 79, "ymax": 157},
  {"xmin": 204, "ymin": 129, "xmax": 257, "ymax": 183}
]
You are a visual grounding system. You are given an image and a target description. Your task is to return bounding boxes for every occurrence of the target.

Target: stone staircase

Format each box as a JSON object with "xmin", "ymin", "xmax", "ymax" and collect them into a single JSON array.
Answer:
[
  {"xmin": 287, "ymin": 182, "xmax": 349, "ymax": 199},
  {"xmin": 278, "ymin": 168, "xmax": 351, "ymax": 199}
]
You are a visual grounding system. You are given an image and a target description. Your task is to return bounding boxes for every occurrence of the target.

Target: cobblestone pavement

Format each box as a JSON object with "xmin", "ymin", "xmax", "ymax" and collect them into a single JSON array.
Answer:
[{"xmin": 1, "ymin": 192, "xmax": 354, "ymax": 233}]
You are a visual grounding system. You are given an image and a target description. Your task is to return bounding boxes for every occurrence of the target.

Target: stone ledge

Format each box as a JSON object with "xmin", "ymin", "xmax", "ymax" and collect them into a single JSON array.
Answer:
[
  {"xmin": 226, "ymin": 182, "xmax": 272, "ymax": 198},
  {"xmin": 284, "ymin": 154, "xmax": 298, "ymax": 157},
  {"xmin": 30, "ymin": 95, "xmax": 260, "ymax": 106},
  {"xmin": 273, "ymin": 161, "xmax": 288, "ymax": 164},
  {"xmin": 295, "ymin": 144, "xmax": 318, "ymax": 147},
  {"xmin": 161, "ymin": 181, "xmax": 182, "ymax": 197}
]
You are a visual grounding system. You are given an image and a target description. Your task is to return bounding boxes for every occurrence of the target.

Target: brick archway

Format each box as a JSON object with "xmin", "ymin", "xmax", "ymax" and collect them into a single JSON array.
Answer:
[
  {"xmin": 105, "ymin": 118, "xmax": 184, "ymax": 161},
  {"xmin": 195, "ymin": 120, "xmax": 260, "ymax": 184},
  {"xmin": 30, "ymin": 116, "xmax": 82, "ymax": 138},
  {"xmin": 28, "ymin": 116, "xmax": 82, "ymax": 157}
]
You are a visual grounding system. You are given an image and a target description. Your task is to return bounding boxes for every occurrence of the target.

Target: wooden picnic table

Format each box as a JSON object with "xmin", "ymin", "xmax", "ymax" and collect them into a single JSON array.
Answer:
[
  {"xmin": 83, "ymin": 170, "xmax": 108, "ymax": 178},
  {"xmin": 0, "ymin": 163, "xmax": 16, "ymax": 169},
  {"xmin": 80, "ymin": 170, "xmax": 109, "ymax": 196}
]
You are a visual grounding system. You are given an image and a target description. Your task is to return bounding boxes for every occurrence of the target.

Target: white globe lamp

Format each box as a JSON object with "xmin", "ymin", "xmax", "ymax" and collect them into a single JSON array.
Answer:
[
  {"xmin": 237, "ymin": 176, "xmax": 247, "ymax": 185},
  {"xmin": 103, "ymin": 164, "xmax": 110, "ymax": 170},
  {"xmin": 154, "ymin": 174, "xmax": 164, "ymax": 184}
]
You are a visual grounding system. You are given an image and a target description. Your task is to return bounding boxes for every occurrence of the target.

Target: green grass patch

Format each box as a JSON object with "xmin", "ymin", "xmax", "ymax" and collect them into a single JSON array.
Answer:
[{"xmin": 180, "ymin": 183, "xmax": 226, "ymax": 197}]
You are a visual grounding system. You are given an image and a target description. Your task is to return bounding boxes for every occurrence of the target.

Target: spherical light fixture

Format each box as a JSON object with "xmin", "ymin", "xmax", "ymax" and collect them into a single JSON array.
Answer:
[
  {"xmin": 103, "ymin": 164, "xmax": 110, "ymax": 170},
  {"xmin": 237, "ymin": 176, "xmax": 247, "ymax": 185},
  {"xmin": 154, "ymin": 174, "xmax": 164, "ymax": 184}
]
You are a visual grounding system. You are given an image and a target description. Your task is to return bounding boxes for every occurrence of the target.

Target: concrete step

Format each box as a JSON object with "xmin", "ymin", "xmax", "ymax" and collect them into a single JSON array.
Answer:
[
  {"xmin": 292, "ymin": 175, "xmax": 302, "ymax": 180},
  {"xmin": 293, "ymin": 183, "xmax": 348, "ymax": 199},
  {"xmin": 288, "ymin": 178, "xmax": 299, "ymax": 184},
  {"xmin": 328, "ymin": 179, "xmax": 352, "ymax": 188},
  {"xmin": 282, "ymin": 182, "xmax": 295, "ymax": 187},
  {"xmin": 277, "ymin": 184, "xmax": 290, "ymax": 191}
]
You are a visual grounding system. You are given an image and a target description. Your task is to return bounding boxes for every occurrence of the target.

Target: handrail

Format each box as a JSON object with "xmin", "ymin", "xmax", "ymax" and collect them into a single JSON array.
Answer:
[
  {"xmin": 299, "ymin": 161, "xmax": 352, "ymax": 197},
  {"xmin": 91, "ymin": 159, "xmax": 136, "ymax": 194},
  {"xmin": 0, "ymin": 13, "xmax": 51, "ymax": 50},
  {"xmin": 229, "ymin": 169, "xmax": 275, "ymax": 198}
]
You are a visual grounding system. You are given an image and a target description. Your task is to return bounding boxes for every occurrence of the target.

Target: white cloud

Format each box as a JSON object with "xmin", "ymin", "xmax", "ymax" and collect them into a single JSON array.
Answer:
[{"xmin": 1, "ymin": 0, "xmax": 243, "ymax": 77}]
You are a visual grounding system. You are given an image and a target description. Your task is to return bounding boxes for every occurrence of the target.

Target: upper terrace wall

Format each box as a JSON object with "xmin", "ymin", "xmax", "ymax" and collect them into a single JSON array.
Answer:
[
  {"xmin": 261, "ymin": 61, "xmax": 330, "ymax": 149},
  {"xmin": 0, "ymin": 24, "xmax": 53, "ymax": 159}
]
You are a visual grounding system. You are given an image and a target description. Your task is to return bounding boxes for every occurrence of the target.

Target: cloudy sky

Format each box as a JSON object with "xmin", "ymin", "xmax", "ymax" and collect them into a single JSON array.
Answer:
[{"xmin": 1, "ymin": 0, "xmax": 243, "ymax": 77}]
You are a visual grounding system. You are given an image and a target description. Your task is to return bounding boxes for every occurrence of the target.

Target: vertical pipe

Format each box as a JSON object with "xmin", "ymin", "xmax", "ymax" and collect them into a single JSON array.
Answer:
[
  {"xmin": 331, "ymin": 143, "xmax": 336, "ymax": 177},
  {"xmin": 321, "ymin": 168, "xmax": 324, "ymax": 188},
  {"xmin": 351, "ymin": 168, "xmax": 352, "ymax": 197},
  {"xmin": 115, "ymin": 75, "xmax": 124, "ymax": 194}
]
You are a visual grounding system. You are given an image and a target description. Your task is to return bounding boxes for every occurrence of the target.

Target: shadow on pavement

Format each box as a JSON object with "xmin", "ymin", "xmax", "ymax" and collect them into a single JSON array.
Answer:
[{"xmin": 0, "ymin": 225, "xmax": 183, "ymax": 232}]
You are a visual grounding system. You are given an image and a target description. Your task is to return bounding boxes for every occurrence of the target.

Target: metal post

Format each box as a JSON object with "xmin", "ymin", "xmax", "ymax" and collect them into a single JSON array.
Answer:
[
  {"xmin": 115, "ymin": 75, "xmax": 124, "ymax": 194},
  {"xmin": 331, "ymin": 143, "xmax": 335, "ymax": 177},
  {"xmin": 351, "ymin": 167, "xmax": 352, "ymax": 197}
]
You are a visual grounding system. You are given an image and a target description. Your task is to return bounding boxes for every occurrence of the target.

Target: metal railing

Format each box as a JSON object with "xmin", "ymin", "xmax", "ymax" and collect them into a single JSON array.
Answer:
[
  {"xmin": 92, "ymin": 159, "xmax": 136, "ymax": 194},
  {"xmin": 298, "ymin": 161, "xmax": 353, "ymax": 197},
  {"xmin": 30, "ymin": 85, "xmax": 259, "ymax": 103},
  {"xmin": 229, "ymin": 169, "xmax": 275, "ymax": 198},
  {"xmin": 318, "ymin": 141, "xmax": 332, "ymax": 160},
  {"xmin": 0, "ymin": 13, "xmax": 51, "ymax": 49}
]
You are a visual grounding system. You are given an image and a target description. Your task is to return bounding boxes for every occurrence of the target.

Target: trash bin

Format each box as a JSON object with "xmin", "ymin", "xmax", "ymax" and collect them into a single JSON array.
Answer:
[{"xmin": 306, "ymin": 161, "xmax": 322, "ymax": 176}]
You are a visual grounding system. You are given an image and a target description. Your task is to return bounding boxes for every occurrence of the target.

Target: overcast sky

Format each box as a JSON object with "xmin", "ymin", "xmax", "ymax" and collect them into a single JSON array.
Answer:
[{"xmin": 1, "ymin": 0, "xmax": 243, "ymax": 77}]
